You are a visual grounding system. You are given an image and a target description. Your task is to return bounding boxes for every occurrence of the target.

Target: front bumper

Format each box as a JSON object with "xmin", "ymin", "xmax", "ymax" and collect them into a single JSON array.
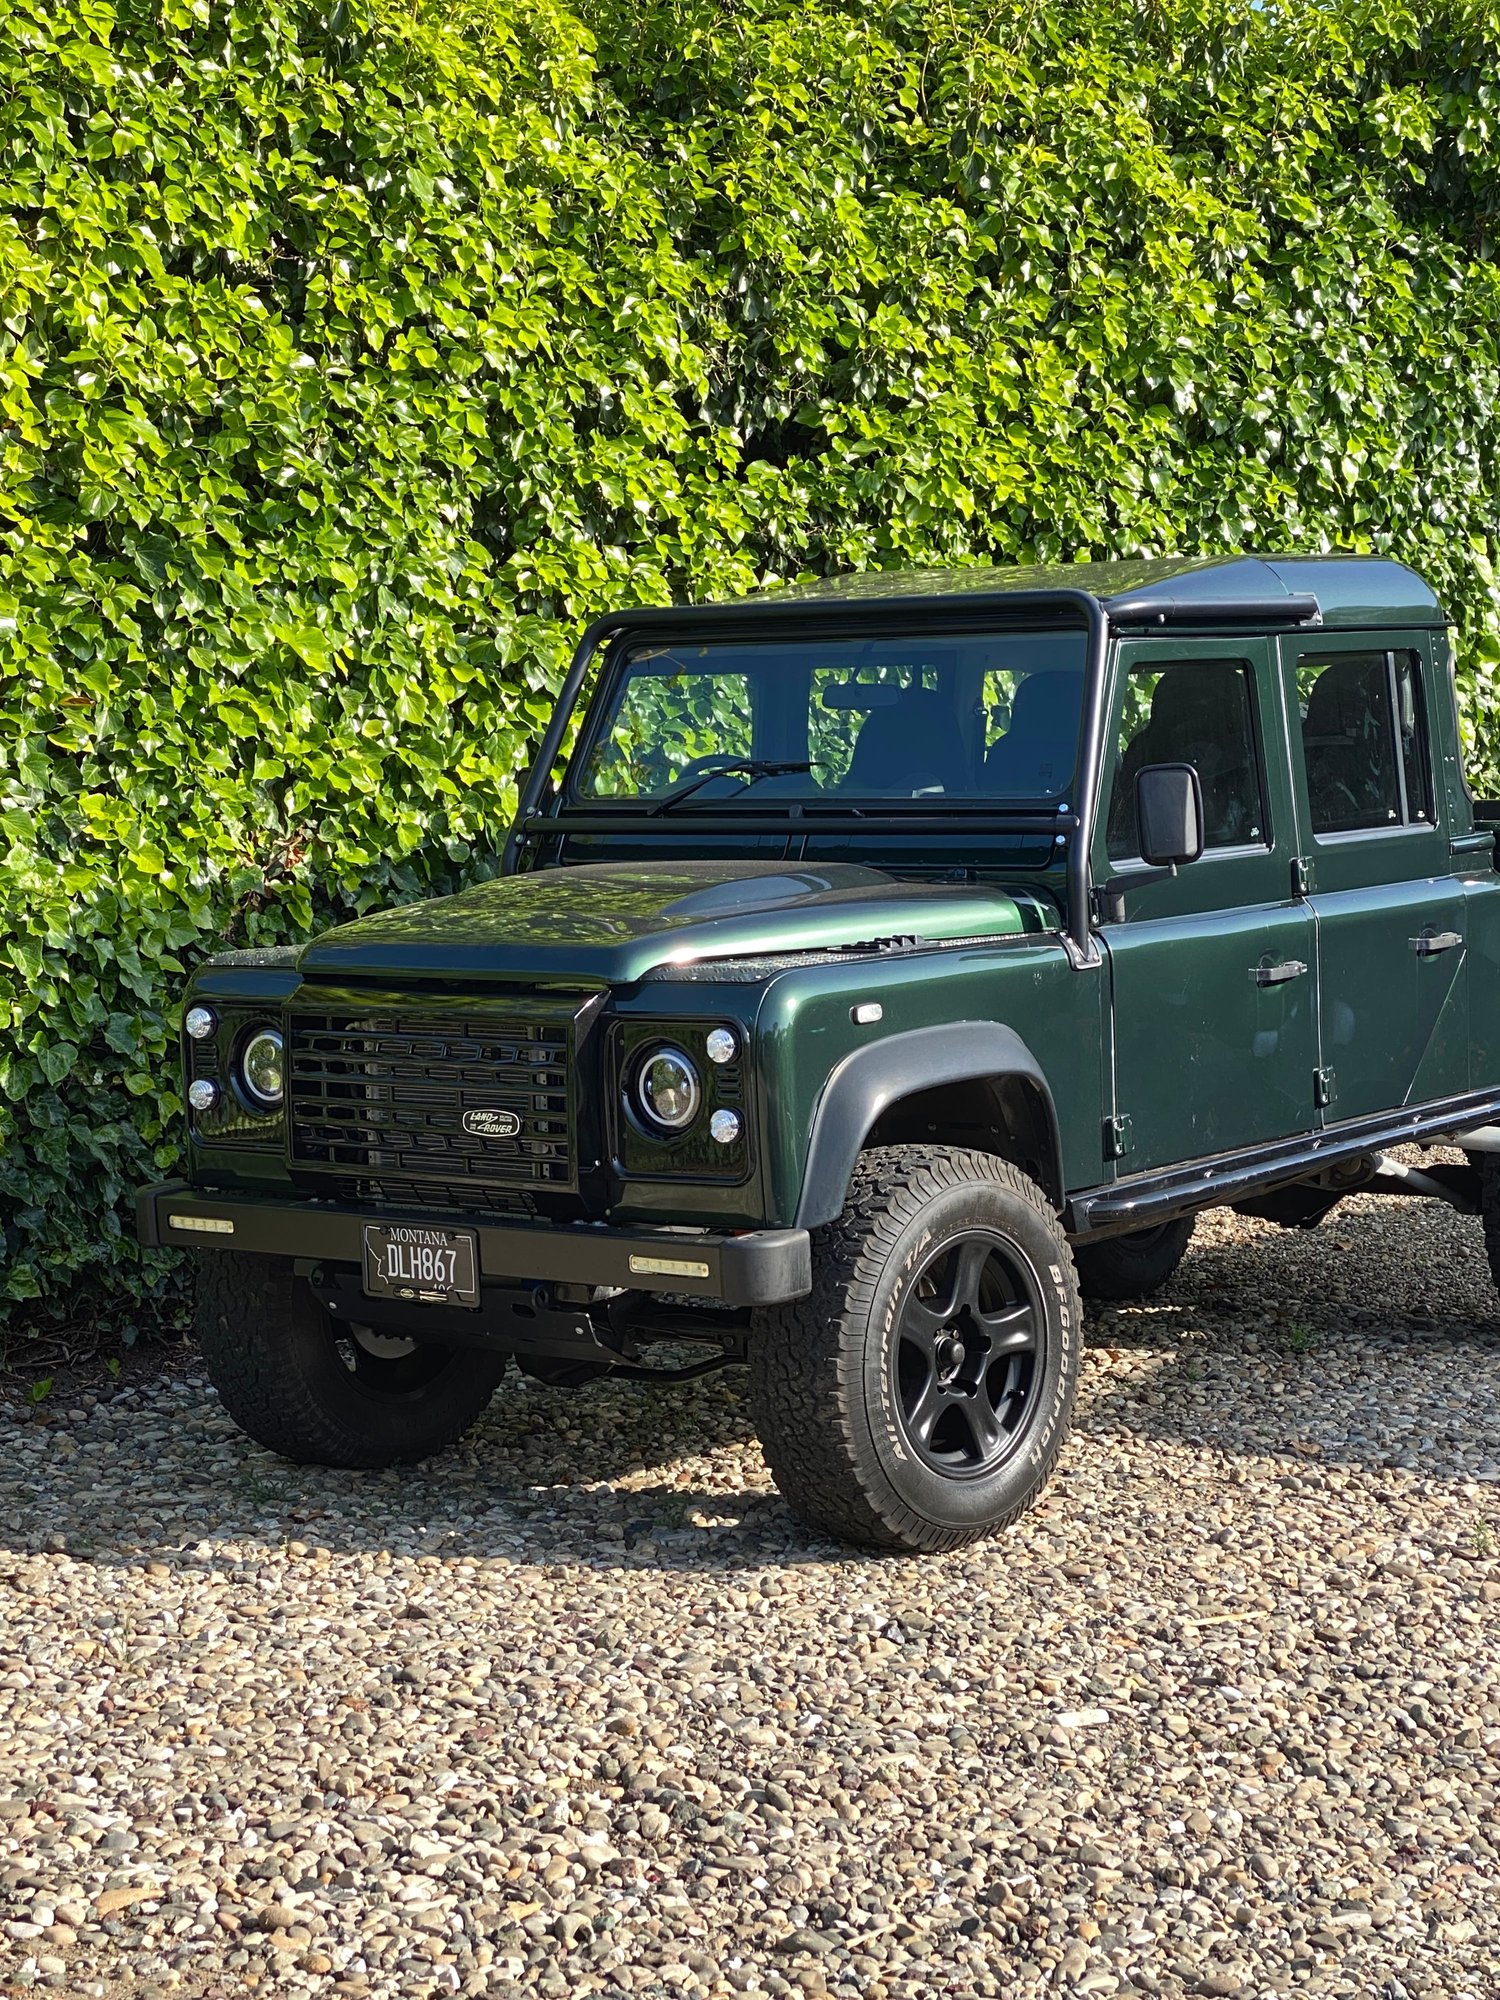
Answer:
[{"xmin": 134, "ymin": 1181, "xmax": 811, "ymax": 1308}]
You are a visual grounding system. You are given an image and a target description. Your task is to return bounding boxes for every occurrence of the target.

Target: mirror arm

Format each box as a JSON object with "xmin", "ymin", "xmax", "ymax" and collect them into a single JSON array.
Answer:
[{"xmin": 1093, "ymin": 862, "xmax": 1178, "ymax": 926}]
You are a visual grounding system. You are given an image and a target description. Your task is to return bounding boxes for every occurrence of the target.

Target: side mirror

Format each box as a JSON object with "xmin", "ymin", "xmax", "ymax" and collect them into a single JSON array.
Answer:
[{"xmin": 1135, "ymin": 762, "xmax": 1204, "ymax": 869}]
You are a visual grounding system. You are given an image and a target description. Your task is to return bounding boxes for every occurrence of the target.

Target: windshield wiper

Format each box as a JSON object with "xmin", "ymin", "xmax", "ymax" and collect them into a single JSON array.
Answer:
[{"xmin": 649, "ymin": 758, "xmax": 812, "ymax": 815}]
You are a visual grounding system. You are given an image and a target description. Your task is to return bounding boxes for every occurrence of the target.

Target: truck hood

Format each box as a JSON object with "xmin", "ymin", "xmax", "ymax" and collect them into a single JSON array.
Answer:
[{"xmin": 297, "ymin": 861, "xmax": 1050, "ymax": 986}]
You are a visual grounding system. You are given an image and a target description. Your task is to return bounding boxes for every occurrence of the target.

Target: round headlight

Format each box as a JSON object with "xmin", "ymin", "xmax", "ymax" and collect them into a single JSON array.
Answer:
[
  {"xmin": 184, "ymin": 1005, "xmax": 216, "ymax": 1042},
  {"xmin": 635, "ymin": 1046, "xmax": 701, "ymax": 1131},
  {"xmin": 240, "ymin": 1028, "xmax": 286, "ymax": 1108},
  {"xmin": 709, "ymin": 1108, "xmax": 742, "ymax": 1145},
  {"xmin": 187, "ymin": 1078, "xmax": 219, "ymax": 1113},
  {"xmin": 705, "ymin": 1026, "xmax": 738, "ymax": 1065}
]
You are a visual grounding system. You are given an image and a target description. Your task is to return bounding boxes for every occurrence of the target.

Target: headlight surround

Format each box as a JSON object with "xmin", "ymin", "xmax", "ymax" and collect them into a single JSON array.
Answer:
[
  {"xmin": 633, "ymin": 1044, "xmax": 701, "ymax": 1132},
  {"xmin": 240, "ymin": 1027, "xmax": 286, "ymax": 1109}
]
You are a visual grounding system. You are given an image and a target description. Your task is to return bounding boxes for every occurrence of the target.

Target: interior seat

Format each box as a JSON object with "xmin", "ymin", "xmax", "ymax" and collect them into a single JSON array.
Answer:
[
  {"xmin": 844, "ymin": 688, "xmax": 965, "ymax": 794},
  {"xmin": 1109, "ymin": 664, "xmax": 1260, "ymax": 852},
  {"xmin": 983, "ymin": 670, "xmax": 1083, "ymax": 796}
]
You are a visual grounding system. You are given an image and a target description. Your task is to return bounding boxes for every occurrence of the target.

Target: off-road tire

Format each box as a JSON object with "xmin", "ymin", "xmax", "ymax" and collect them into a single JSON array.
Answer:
[
  {"xmin": 749, "ymin": 1146, "xmax": 1081, "ymax": 1552},
  {"xmin": 1073, "ymin": 1216, "xmax": 1196, "ymax": 1301},
  {"xmin": 1479, "ymin": 1156, "xmax": 1500, "ymax": 1296},
  {"xmin": 195, "ymin": 1251, "xmax": 508, "ymax": 1469}
]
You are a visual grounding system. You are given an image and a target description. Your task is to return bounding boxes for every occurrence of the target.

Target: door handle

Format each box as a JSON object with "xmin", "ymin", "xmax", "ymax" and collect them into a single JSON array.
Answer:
[
  {"xmin": 1411, "ymin": 931, "xmax": 1463, "ymax": 956},
  {"xmin": 1250, "ymin": 960, "xmax": 1309, "ymax": 986}
]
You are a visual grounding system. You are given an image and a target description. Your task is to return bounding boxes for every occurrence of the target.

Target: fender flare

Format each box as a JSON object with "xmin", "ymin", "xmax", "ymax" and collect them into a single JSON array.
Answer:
[{"xmin": 793, "ymin": 1021, "xmax": 1064, "ymax": 1230}]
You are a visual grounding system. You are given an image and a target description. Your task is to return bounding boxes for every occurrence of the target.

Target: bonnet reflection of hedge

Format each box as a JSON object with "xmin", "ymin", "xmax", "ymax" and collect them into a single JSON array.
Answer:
[{"xmin": 4, "ymin": 0, "xmax": 1500, "ymax": 1325}]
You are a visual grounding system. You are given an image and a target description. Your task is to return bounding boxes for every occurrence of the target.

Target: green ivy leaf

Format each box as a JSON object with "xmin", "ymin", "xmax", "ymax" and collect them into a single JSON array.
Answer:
[{"xmin": 6, "ymin": 0, "xmax": 1500, "ymax": 1339}]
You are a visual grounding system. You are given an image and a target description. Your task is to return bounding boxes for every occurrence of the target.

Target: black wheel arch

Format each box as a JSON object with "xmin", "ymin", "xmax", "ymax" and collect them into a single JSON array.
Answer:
[{"xmin": 793, "ymin": 1022, "xmax": 1064, "ymax": 1230}]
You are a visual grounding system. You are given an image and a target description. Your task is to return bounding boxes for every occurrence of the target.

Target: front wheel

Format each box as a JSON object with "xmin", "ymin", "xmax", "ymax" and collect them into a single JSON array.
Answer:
[
  {"xmin": 195, "ymin": 1252, "xmax": 508, "ymax": 1468},
  {"xmin": 749, "ymin": 1147, "xmax": 1081, "ymax": 1552}
]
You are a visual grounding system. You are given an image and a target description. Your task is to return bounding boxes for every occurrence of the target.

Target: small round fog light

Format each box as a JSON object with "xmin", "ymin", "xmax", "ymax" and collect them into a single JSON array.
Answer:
[
  {"xmin": 184, "ymin": 1005, "xmax": 216, "ymax": 1041},
  {"xmin": 705, "ymin": 1027, "xmax": 738, "ymax": 1065},
  {"xmin": 709, "ymin": 1108, "xmax": 742, "ymax": 1145},
  {"xmin": 187, "ymin": 1078, "xmax": 219, "ymax": 1113}
]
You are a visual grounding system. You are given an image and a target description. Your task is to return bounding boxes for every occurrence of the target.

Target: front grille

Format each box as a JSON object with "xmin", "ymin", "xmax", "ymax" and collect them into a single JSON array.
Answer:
[
  {"xmin": 333, "ymin": 1176, "xmax": 538, "ymax": 1219},
  {"xmin": 288, "ymin": 1005, "xmax": 578, "ymax": 1191}
]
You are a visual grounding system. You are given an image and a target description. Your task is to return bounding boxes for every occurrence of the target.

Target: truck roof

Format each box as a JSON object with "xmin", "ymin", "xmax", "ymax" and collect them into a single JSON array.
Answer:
[{"xmin": 715, "ymin": 553, "xmax": 1446, "ymax": 631}]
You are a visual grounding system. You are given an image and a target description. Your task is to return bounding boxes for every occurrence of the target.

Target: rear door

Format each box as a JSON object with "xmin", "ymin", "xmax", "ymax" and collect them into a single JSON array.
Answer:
[
  {"xmin": 1280, "ymin": 634, "xmax": 1468, "ymax": 1120},
  {"xmin": 1097, "ymin": 636, "xmax": 1318, "ymax": 1172}
]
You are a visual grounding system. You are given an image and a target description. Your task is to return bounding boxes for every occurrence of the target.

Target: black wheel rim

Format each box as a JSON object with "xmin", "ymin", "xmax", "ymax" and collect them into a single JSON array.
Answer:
[{"xmin": 894, "ymin": 1230, "xmax": 1044, "ymax": 1481}]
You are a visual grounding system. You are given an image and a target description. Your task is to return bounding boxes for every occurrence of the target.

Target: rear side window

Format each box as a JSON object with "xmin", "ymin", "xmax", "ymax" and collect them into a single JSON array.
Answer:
[
  {"xmin": 1296, "ymin": 651, "xmax": 1431, "ymax": 836},
  {"xmin": 1106, "ymin": 659, "xmax": 1266, "ymax": 860}
]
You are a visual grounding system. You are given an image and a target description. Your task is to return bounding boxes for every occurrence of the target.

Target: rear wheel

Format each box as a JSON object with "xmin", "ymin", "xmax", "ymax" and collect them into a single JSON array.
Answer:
[
  {"xmin": 1073, "ymin": 1216, "xmax": 1196, "ymax": 1301},
  {"xmin": 749, "ymin": 1147, "xmax": 1080, "ymax": 1552},
  {"xmin": 1479, "ymin": 1157, "xmax": 1500, "ymax": 1297},
  {"xmin": 195, "ymin": 1252, "xmax": 508, "ymax": 1468}
]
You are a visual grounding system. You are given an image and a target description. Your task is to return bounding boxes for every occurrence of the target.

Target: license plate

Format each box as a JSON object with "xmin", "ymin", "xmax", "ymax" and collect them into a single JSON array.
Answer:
[{"xmin": 362, "ymin": 1223, "xmax": 480, "ymax": 1307}]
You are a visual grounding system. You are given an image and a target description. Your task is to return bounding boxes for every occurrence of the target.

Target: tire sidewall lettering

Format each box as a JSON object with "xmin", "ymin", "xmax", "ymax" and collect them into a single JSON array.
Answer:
[
  {"xmin": 1027, "ymin": 1258, "xmax": 1075, "ymax": 1468},
  {"xmin": 876, "ymin": 1227, "xmax": 934, "ymax": 1465}
]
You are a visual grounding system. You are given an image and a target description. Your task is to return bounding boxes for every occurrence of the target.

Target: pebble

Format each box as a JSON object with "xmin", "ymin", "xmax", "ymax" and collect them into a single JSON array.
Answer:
[{"xmin": 1, "ymin": 1182, "xmax": 1498, "ymax": 1998}]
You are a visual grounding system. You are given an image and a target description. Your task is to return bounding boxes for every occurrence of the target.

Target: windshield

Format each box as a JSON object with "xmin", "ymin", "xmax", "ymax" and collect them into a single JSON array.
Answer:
[{"xmin": 574, "ymin": 629, "xmax": 1087, "ymax": 806}]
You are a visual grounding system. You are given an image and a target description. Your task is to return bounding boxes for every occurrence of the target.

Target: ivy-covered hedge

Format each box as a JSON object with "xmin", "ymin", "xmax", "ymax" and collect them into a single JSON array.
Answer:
[{"xmin": 5, "ymin": 0, "xmax": 1500, "ymax": 1329}]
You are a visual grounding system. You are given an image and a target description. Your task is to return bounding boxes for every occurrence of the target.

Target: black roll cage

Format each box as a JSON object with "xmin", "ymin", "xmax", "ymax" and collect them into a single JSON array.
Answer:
[{"xmin": 502, "ymin": 587, "xmax": 1322, "ymax": 964}]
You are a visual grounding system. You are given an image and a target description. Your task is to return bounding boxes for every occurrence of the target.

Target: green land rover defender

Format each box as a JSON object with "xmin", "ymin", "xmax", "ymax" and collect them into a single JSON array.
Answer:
[{"xmin": 137, "ymin": 555, "xmax": 1500, "ymax": 1551}]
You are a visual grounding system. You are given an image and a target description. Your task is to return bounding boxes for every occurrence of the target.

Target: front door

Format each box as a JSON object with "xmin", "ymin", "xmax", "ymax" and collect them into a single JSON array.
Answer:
[
  {"xmin": 1280, "ymin": 635, "xmax": 1468, "ymax": 1121},
  {"xmin": 1097, "ymin": 636, "xmax": 1318, "ymax": 1173}
]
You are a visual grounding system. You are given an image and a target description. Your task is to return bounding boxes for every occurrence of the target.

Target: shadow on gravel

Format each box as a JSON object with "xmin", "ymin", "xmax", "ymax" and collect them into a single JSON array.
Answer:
[
  {"xmin": 0, "ymin": 1363, "xmax": 860, "ymax": 1576},
  {"xmin": 4, "ymin": 1197, "xmax": 1497, "ymax": 1578},
  {"xmin": 1077, "ymin": 1198, "xmax": 1500, "ymax": 1489}
]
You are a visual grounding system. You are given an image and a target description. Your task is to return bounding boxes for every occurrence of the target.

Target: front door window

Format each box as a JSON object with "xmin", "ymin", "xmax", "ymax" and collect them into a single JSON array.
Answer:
[{"xmin": 1107, "ymin": 658, "xmax": 1268, "ymax": 859}]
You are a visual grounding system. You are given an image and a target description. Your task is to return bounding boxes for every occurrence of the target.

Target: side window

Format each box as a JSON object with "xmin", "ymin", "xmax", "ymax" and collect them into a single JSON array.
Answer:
[
  {"xmin": 1296, "ymin": 651, "xmax": 1431, "ymax": 836},
  {"xmin": 1106, "ymin": 659, "xmax": 1267, "ymax": 860}
]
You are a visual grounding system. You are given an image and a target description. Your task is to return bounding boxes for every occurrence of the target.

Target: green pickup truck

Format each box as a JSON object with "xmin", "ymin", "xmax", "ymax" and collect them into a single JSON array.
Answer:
[{"xmin": 137, "ymin": 554, "xmax": 1500, "ymax": 1551}]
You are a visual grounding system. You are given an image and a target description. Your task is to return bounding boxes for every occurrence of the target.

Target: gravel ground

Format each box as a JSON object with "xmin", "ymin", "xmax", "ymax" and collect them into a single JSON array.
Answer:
[{"xmin": 2, "ymin": 1185, "xmax": 1499, "ymax": 2000}]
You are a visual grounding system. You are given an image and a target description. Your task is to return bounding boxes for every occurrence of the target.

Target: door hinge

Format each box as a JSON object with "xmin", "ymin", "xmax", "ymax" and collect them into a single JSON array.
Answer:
[
  {"xmin": 1313, "ymin": 1066, "xmax": 1336, "ymax": 1109},
  {"xmin": 1104, "ymin": 1113, "xmax": 1134, "ymax": 1160},
  {"xmin": 1291, "ymin": 855, "xmax": 1313, "ymax": 897}
]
